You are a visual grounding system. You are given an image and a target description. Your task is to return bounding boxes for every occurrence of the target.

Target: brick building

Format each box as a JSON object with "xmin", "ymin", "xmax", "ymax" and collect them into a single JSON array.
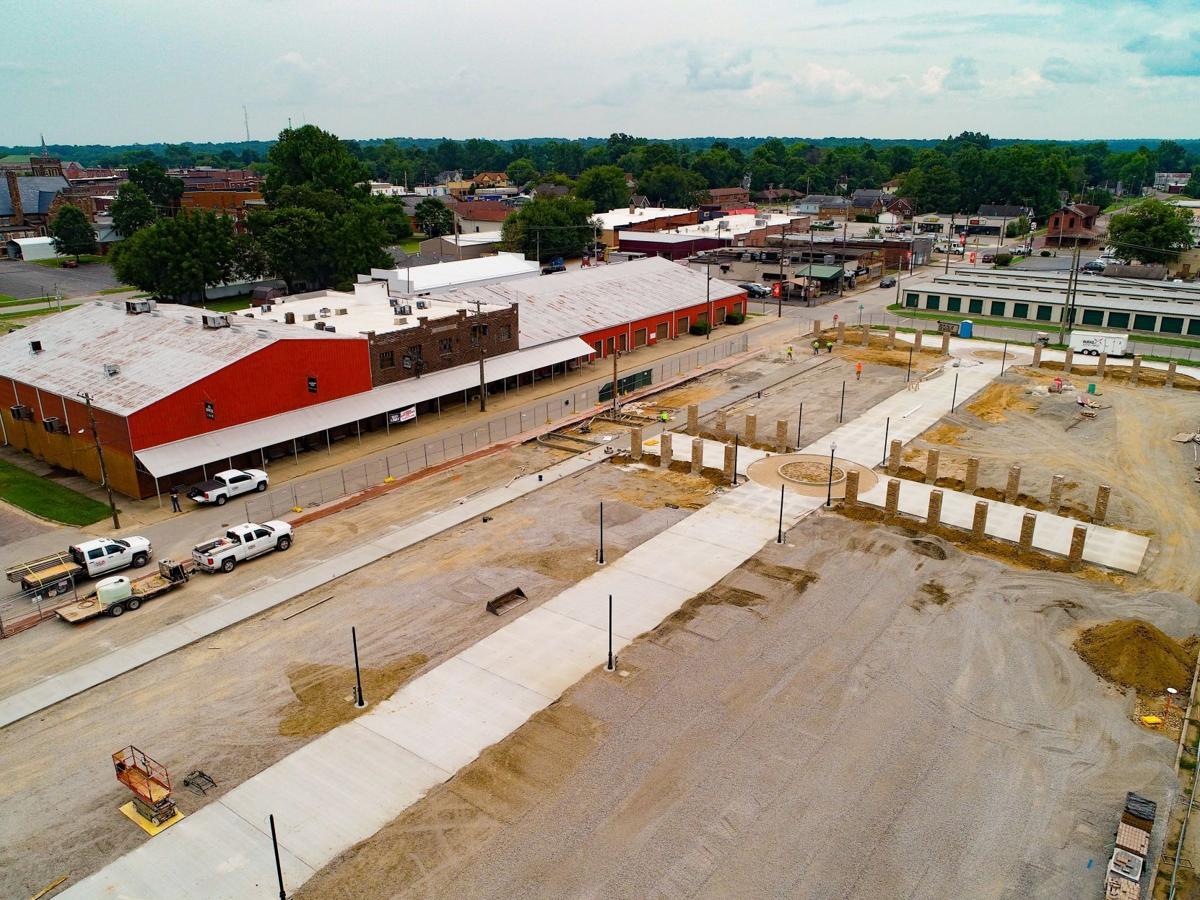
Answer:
[{"xmin": 1046, "ymin": 203, "xmax": 1100, "ymax": 246}]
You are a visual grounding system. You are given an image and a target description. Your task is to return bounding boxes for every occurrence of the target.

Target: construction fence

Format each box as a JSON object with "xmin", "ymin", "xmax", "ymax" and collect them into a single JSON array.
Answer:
[
  {"xmin": 241, "ymin": 332, "xmax": 752, "ymax": 522},
  {"xmin": 0, "ymin": 578, "xmax": 80, "ymax": 638}
]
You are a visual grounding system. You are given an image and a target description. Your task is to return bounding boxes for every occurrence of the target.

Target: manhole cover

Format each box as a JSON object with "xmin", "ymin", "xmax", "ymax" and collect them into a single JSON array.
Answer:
[
  {"xmin": 780, "ymin": 460, "xmax": 845, "ymax": 485},
  {"xmin": 909, "ymin": 539, "xmax": 948, "ymax": 560}
]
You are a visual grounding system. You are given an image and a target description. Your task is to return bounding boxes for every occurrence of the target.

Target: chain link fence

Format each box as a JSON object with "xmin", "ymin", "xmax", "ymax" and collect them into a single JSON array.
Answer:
[
  {"xmin": 0, "ymin": 577, "xmax": 80, "ymax": 638},
  {"xmin": 241, "ymin": 333, "xmax": 751, "ymax": 521}
]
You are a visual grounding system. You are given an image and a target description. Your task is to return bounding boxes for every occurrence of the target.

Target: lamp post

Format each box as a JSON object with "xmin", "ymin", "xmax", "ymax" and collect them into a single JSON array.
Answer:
[
  {"xmin": 705, "ymin": 256, "xmax": 712, "ymax": 341},
  {"xmin": 905, "ymin": 345, "xmax": 914, "ymax": 383},
  {"xmin": 825, "ymin": 441, "xmax": 838, "ymax": 507},
  {"xmin": 1166, "ymin": 686, "xmax": 1179, "ymax": 724}
]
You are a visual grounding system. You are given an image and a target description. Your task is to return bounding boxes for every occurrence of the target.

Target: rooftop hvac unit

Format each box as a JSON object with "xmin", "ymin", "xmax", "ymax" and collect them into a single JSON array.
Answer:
[
  {"xmin": 755, "ymin": 217, "xmax": 768, "ymax": 226},
  {"xmin": 284, "ymin": 312, "xmax": 296, "ymax": 324},
  {"xmin": 393, "ymin": 316, "xmax": 409, "ymax": 326},
  {"xmin": 103, "ymin": 363, "xmax": 120, "ymax": 377},
  {"xmin": 29, "ymin": 340, "xmax": 42, "ymax": 354},
  {"xmin": 302, "ymin": 313, "xmax": 316, "ymax": 322},
  {"xmin": 259, "ymin": 304, "xmax": 272, "ymax": 313},
  {"xmin": 314, "ymin": 321, "xmax": 326, "ymax": 330},
  {"xmin": 325, "ymin": 325, "xmax": 336, "ymax": 332},
  {"xmin": 334, "ymin": 308, "xmax": 348, "ymax": 316},
  {"xmin": 416, "ymin": 300, "xmax": 429, "ymax": 309},
  {"xmin": 319, "ymin": 307, "xmax": 331, "ymax": 318},
  {"xmin": 10, "ymin": 404, "xmax": 28, "ymax": 420},
  {"xmin": 201, "ymin": 313, "xmax": 230, "ymax": 329},
  {"xmin": 42, "ymin": 417, "xmax": 60, "ymax": 433},
  {"xmin": 125, "ymin": 299, "xmax": 152, "ymax": 315},
  {"xmin": 399, "ymin": 304, "xmax": 413, "ymax": 315}
]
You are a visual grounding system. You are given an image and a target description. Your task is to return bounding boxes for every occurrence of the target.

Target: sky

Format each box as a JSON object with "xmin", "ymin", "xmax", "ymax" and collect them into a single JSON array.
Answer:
[{"xmin": 4, "ymin": 0, "xmax": 1200, "ymax": 146}]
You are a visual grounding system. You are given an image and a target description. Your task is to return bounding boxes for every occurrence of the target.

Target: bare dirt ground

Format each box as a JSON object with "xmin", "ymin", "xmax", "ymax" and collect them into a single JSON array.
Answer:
[
  {"xmin": 903, "ymin": 369, "xmax": 1200, "ymax": 596},
  {"xmin": 297, "ymin": 514, "xmax": 1198, "ymax": 900},
  {"xmin": 0, "ymin": 459, "xmax": 723, "ymax": 899}
]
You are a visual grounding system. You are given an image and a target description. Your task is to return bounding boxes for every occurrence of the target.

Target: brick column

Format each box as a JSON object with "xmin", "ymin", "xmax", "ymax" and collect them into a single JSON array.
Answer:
[
  {"xmin": 885, "ymin": 478, "xmax": 900, "ymax": 517},
  {"xmin": 745, "ymin": 414, "xmax": 757, "ymax": 445},
  {"xmin": 630, "ymin": 427, "xmax": 643, "ymax": 461},
  {"xmin": 1032, "ymin": 343, "xmax": 1043, "ymax": 368},
  {"xmin": 926, "ymin": 448, "xmax": 940, "ymax": 484},
  {"xmin": 913, "ymin": 329, "xmax": 923, "ymax": 352},
  {"xmin": 1096, "ymin": 352, "xmax": 1107, "ymax": 378},
  {"xmin": 971, "ymin": 501, "xmax": 988, "ymax": 539},
  {"xmin": 845, "ymin": 470, "xmax": 859, "ymax": 507},
  {"xmin": 723, "ymin": 444, "xmax": 735, "ymax": 483},
  {"xmin": 927, "ymin": 490, "xmax": 944, "ymax": 529},
  {"xmin": 1019, "ymin": 512, "xmax": 1036, "ymax": 550},
  {"xmin": 837, "ymin": 321, "xmax": 846, "ymax": 344},
  {"xmin": 687, "ymin": 404, "xmax": 699, "ymax": 435},
  {"xmin": 1094, "ymin": 484, "xmax": 1111, "ymax": 524},
  {"xmin": 661, "ymin": 432, "xmax": 673, "ymax": 467},
  {"xmin": 1004, "ymin": 464, "xmax": 1022, "ymax": 503},
  {"xmin": 1049, "ymin": 474, "xmax": 1064, "ymax": 506},
  {"xmin": 812, "ymin": 319, "xmax": 822, "ymax": 338},
  {"xmin": 1166, "ymin": 361, "xmax": 1178, "ymax": 389},
  {"xmin": 887, "ymin": 325, "xmax": 896, "ymax": 350},
  {"xmin": 964, "ymin": 456, "xmax": 979, "ymax": 494},
  {"xmin": 715, "ymin": 409, "xmax": 727, "ymax": 438},
  {"xmin": 1069, "ymin": 525, "xmax": 1087, "ymax": 568},
  {"xmin": 887, "ymin": 439, "xmax": 902, "ymax": 475},
  {"xmin": 858, "ymin": 325, "xmax": 868, "ymax": 347},
  {"xmin": 1129, "ymin": 356, "xmax": 1142, "ymax": 386},
  {"xmin": 940, "ymin": 331, "xmax": 951, "ymax": 354},
  {"xmin": 776, "ymin": 419, "xmax": 788, "ymax": 452},
  {"xmin": 690, "ymin": 438, "xmax": 703, "ymax": 474},
  {"xmin": 1063, "ymin": 347, "xmax": 1073, "ymax": 375}
]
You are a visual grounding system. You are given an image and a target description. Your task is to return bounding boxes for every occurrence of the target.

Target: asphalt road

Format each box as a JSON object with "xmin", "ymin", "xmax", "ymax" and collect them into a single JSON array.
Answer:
[{"xmin": 0, "ymin": 258, "xmax": 119, "ymax": 299}]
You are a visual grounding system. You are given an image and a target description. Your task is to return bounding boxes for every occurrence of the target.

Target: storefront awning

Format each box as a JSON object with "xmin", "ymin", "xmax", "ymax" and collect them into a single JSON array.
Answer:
[{"xmin": 135, "ymin": 337, "xmax": 593, "ymax": 478}]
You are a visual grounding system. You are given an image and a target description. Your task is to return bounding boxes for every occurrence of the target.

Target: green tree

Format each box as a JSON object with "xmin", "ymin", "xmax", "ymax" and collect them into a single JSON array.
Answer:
[
  {"xmin": 505, "ymin": 158, "xmax": 538, "ymax": 187},
  {"xmin": 1183, "ymin": 171, "xmax": 1200, "ymax": 200},
  {"xmin": 246, "ymin": 207, "xmax": 334, "ymax": 293},
  {"xmin": 110, "ymin": 183, "xmax": 157, "ymax": 236},
  {"xmin": 501, "ymin": 196, "xmax": 595, "ymax": 262},
  {"xmin": 1005, "ymin": 215, "xmax": 1030, "ymax": 238},
  {"xmin": 636, "ymin": 164, "xmax": 706, "ymax": 207},
  {"xmin": 414, "ymin": 197, "xmax": 454, "ymax": 237},
  {"xmin": 331, "ymin": 204, "xmax": 394, "ymax": 286},
  {"xmin": 262, "ymin": 125, "xmax": 371, "ymax": 205},
  {"xmin": 127, "ymin": 160, "xmax": 184, "ymax": 213},
  {"xmin": 48, "ymin": 204, "xmax": 98, "ymax": 261},
  {"xmin": 373, "ymin": 197, "xmax": 414, "ymax": 243},
  {"xmin": 1107, "ymin": 199, "xmax": 1195, "ymax": 264},
  {"xmin": 111, "ymin": 210, "xmax": 238, "ymax": 301},
  {"xmin": 573, "ymin": 165, "xmax": 630, "ymax": 212}
]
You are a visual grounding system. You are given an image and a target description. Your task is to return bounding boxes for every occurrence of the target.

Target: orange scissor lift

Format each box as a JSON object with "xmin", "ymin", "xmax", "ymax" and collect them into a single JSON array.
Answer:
[{"xmin": 113, "ymin": 746, "xmax": 178, "ymax": 826}]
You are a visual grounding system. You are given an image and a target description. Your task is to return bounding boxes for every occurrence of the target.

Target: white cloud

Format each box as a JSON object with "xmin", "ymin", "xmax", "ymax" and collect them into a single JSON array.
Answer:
[{"xmin": 921, "ymin": 66, "xmax": 949, "ymax": 95}]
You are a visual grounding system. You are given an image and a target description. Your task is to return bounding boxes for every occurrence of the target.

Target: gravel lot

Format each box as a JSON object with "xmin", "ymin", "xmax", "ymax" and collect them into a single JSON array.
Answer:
[{"xmin": 0, "ymin": 258, "xmax": 119, "ymax": 298}]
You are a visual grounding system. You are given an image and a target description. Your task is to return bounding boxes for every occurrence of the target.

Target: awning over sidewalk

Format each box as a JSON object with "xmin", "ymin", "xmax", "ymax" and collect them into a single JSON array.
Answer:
[{"xmin": 134, "ymin": 337, "xmax": 594, "ymax": 478}]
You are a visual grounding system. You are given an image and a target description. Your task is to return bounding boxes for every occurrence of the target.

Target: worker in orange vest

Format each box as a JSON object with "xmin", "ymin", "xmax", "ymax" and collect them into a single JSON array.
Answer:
[{"xmin": 855, "ymin": 361, "xmax": 863, "ymax": 381}]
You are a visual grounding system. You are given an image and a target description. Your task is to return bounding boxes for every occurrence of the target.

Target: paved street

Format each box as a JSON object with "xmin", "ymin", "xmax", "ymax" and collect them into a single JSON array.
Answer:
[{"xmin": 0, "ymin": 258, "xmax": 120, "ymax": 299}]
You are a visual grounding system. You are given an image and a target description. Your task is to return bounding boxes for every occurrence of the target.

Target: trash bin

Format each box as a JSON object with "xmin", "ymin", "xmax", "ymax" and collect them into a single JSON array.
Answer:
[
  {"xmin": 959, "ymin": 320, "xmax": 974, "ymax": 339},
  {"xmin": 1088, "ymin": 383, "xmax": 1096, "ymax": 394}
]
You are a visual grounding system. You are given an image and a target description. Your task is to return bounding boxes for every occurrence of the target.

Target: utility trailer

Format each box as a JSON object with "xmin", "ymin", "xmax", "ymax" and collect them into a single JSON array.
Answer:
[{"xmin": 56, "ymin": 559, "xmax": 193, "ymax": 623}]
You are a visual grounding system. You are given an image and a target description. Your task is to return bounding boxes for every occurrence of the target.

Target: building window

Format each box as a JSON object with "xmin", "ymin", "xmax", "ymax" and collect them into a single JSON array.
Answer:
[
  {"xmin": 1012, "ymin": 303, "xmax": 1029, "ymax": 319},
  {"xmin": 439, "ymin": 338, "xmax": 452, "ymax": 355},
  {"xmin": 499, "ymin": 324, "xmax": 512, "ymax": 340},
  {"xmin": 968, "ymin": 298, "xmax": 983, "ymax": 314},
  {"xmin": 1134, "ymin": 314, "xmax": 1156, "ymax": 332},
  {"xmin": 947, "ymin": 297, "xmax": 961, "ymax": 312},
  {"xmin": 1160, "ymin": 316, "xmax": 1184, "ymax": 334},
  {"xmin": 593, "ymin": 340, "xmax": 602, "ymax": 356},
  {"xmin": 905, "ymin": 292, "xmax": 918, "ymax": 308},
  {"xmin": 379, "ymin": 350, "xmax": 395, "ymax": 369},
  {"xmin": 990, "ymin": 301, "xmax": 1006, "ymax": 317},
  {"xmin": 1036, "ymin": 305, "xmax": 1052, "ymax": 321},
  {"xmin": 1108, "ymin": 311, "xmax": 1130, "ymax": 328}
]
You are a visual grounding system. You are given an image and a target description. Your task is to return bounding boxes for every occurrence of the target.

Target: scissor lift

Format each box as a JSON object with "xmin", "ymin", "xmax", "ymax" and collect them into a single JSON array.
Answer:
[{"xmin": 113, "ymin": 746, "xmax": 177, "ymax": 826}]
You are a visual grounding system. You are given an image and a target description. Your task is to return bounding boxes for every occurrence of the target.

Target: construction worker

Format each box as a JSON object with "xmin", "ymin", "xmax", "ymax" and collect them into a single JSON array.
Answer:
[
  {"xmin": 811, "ymin": 339, "xmax": 820, "ymax": 356},
  {"xmin": 169, "ymin": 485, "xmax": 182, "ymax": 513},
  {"xmin": 787, "ymin": 345, "xmax": 794, "ymax": 361},
  {"xmin": 855, "ymin": 361, "xmax": 863, "ymax": 381},
  {"xmin": 659, "ymin": 411, "xmax": 670, "ymax": 423}
]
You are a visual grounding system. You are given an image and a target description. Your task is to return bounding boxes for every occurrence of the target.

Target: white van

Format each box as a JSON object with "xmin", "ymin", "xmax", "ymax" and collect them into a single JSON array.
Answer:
[{"xmin": 1069, "ymin": 331, "xmax": 1129, "ymax": 357}]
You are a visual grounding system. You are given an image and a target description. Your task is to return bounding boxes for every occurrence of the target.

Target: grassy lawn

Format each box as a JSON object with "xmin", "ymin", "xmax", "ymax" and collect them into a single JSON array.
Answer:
[
  {"xmin": 0, "ymin": 295, "xmax": 55, "ymax": 308},
  {"xmin": 0, "ymin": 305, "xmax": 77, "ymax": 321},
  {"xmin": 98, "ymin": 286, "xmax": 136, "ymax": 295},
  {"xmin": 31, "ymin": 254, "xmax": 108, "ymax": 268},
  {"xmin": 396, "ymin": 235, "xmax": 424, "ymax": 254},
  {"xmin": 0, "ymin": 458, "xmax": 112, "ymax": 526},
  {"xmin": 202, "ymin": 293, "xmax": 254, "ymax": 312}
]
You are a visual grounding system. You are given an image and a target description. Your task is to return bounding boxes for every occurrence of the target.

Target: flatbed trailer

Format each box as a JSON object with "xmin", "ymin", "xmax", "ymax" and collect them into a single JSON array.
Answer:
[
  {"xmin": 56, "ymin": 560, "xmax": 193, "ymax": 623},
  {"xmin": 5, "ymin": 550, "xmax": 83, "ymax": 597}
]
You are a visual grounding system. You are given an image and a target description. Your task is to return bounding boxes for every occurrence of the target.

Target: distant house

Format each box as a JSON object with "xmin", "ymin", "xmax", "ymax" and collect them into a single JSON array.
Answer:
[
  {"xmin": 472, "ymin": 172, "xmax": 510, "ymax": 189},
  {"xmin": 758, "ymin": 187, "xmax": 799, "ymax": 203},
  {"xmin": 705, "ymin": 186, "xmax": 751, "ymax": 210},
  {"xmin": 445, "ymin": 180, "xmax": 474, "ymax": 201},
  {"xmin": 884, "ymin": 196, "xmax": 915, "ymax": 219},
  {"xmin": 1046, "ymin": 203, "xmax": 1101, "ymax": 245},
  {"xmin": 850, "ymin": 189, "xmax": 893, "ymax": 216},
  {"xmin": 797, "ymin": 194, "xmax": 851, "ymax": 218},
  {"xmin": 531, "ymin": 183, "xmax": 570, "ymax": 199},
  {"xmin": 449, "ymin": 199, "xmax": 514, "ymax": 233},
  {"xmin": 1154, "ymin": 172, "xmax": 1192, "ymax": 193}
]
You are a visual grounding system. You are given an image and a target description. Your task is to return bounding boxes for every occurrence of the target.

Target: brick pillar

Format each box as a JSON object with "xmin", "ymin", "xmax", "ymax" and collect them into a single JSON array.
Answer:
[
  {"xmin": 964, "ymin": 456, "xmax": 979, "ymax": 494},
  {"xmin": 715, "ymin": 409, "xmax": 727, "ymax": 438},
  {"xmin": 1063, "ymin": 348, "xmax": 1073, "ymax": 375},
  {"xmin": 690, "ymin": 439, "xmax": 703, "ymax": 474},
  {"xmin": 1005, "ymin": 464, "xmax": 1021, "ymax": 504},
  {"xmin": 1129, "ymin": 356, "xmax": 1142, "ymax": 386},
  {"xmin": 913, "ymin": 329, "xmax": 923, "ymax": 352},
  {"xmin": 834, "ymin": 321, "xmax": 844, "ymax": 344},
  {"xmin": 630, "ymin": 427, "xmax": 643, "ymax": 461},
  {"xmin": 940, "ymin": 331, "xmax": 950, "ymax": 354},
  {"xmin": 1049, "ymin": 474, "xmax": 1064, "ymax": 505},
  {"xmin": 687, "ymin": 404, "xmax": 699, "ymax": 435},
  {"xmin": 1096, "ymin": 352, "xmax": 1107, "ymax": 378},
  {"xmin": 1031, "ymin": 343, "xmax": 1043, "ymax": 368},
  {"xmin": 1166, "ymin": 361, "xmax": 1178, "ymax": 389},
  {"xmin": 887, "ymin": 439, "xmax": 902, "ymax": 475},
  {"xmin": 661, "ymin": 432, "xmax": 673, "ymax": 467},
  {"xmin": 745, "ymin": 414, "xmax": 757, "ymax": 445},
  {"xmin": 845, "ymin": 470, "xmax": 859, "ymax": 507},
  {"xmin": 776, "ymin": 419, "xmax": 788, "ymax": 452},
  {"xmin": 926, "ymin": 448, "xmax": 940, "ymax": 484},
  {"xmin": 1069, "ymin": 525, "xmax": 1087, "ymax": 568},
  {"xmin": 1019, "ymin": 512, "xmax": 1036, "ymax": 550},
  {"xmin": 927, "ymin": 490, "xmax": 944, "ymax": 529},
  {"xmin": 885, "ymin": 478, "xmax": 900, "ymax": 517},
  {"xmin": 723, "ymin": 444, "xmax": 735, "ymax": 483},
  {"xmin": 972, "ymin": 501, "xmax": 988, "ymax": 539},
  {"xmin": 887, "ymin": 325, "xmax": 896, "ymax": 350},
  {"xmin": 1094, "ymin": 484, "xmax": 1111, "ymax": 524},
  {"xmin": 812, "ymin": 319, "xmax": 821, "ymax": 338}
]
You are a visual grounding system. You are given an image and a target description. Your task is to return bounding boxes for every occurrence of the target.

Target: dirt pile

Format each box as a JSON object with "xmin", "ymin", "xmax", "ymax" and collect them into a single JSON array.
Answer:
[
  {"xmin": 965, "ymin": 382, "xmax": 1038, "ymax": 424},
  {"xmin": 1073, "ymin": 619, "xmax": 1198, "ymax": 695},
  {"xmin": 278, "ymin": 653, "xmax": 428, "ymax": 736}
]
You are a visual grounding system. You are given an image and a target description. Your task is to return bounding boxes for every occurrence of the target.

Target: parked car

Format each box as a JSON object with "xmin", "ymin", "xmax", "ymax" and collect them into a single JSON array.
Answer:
[
  {"xmin": 192, "ymin": 521, "xmax": 293, "ymax": 573},
  {"xmin": 879, "ymin": 275, "xmax": 897, "ymax": 288},
  {"xmin": 188, "ymin": 469, "xmax": 269, "ymax": 506},
  {"xmin": 738, "ymin": 282, "xmax": 770, "ymax": 298}
]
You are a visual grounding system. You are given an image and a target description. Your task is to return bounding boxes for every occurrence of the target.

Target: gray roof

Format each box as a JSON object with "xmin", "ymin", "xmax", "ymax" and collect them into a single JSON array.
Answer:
[
  {"xmin": 977, "ymin": 204, "xmax": 1032, "ymax": 219},
  {"xmin": 0, "ymin": 175, "xmax": 69, "ymax": 217},
  {"xmin": 800, "ymin": 194, "xmax": 850, "ymax": 207}
]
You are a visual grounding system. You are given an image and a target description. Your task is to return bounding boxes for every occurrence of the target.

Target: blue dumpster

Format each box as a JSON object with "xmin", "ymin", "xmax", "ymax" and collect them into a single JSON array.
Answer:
[{"xmin": 958, "ymin": 319, "xmax": 974, "ymax": 339}]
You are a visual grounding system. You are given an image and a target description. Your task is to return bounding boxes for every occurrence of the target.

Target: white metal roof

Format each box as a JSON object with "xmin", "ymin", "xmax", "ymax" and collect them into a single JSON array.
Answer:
[
  {"xmin": 134, "ymin": 337, "xmax": 594, "ymax": 478},
  {"xmin": 672, "ymin": 213, "xmax": 802, "ymax": 239},
  {"xmin": 444, "ymin": 256, "xmax": 746, "ymax": 348},
  {"xmin": 904, "ymin": 278, "xmax": 1200, "ymax": 314},
  {"xmin": 429, "ymin": 230, "xmax": 502, "ymax": 247},
  {"xmin": 0, "ymin": 301, "xmax": 361, "ymax": 416},
  {"xmin": 593, "ymin": 207, "xmax": 692, "ymax": 230},
  {"xmin": 366, "ymin": 252, "xmax": 539, "ymax": 294}
]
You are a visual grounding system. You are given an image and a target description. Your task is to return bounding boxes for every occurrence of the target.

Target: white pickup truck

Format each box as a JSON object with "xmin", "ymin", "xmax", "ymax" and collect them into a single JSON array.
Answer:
[
  {"xmin": 192, "ymin": 521, "xmax": 293, "ymax": 573},
  {"xmin": 6, "ymin": 536, "xmax": 154, "ymax": 596},
  {"xmin": 187, "ymin": 469, "xmax": 269, "ymax": 506}
]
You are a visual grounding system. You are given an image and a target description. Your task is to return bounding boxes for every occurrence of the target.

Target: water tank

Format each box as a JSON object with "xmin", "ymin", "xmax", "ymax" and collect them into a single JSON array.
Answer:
[
  {"xmin": 97, "ymin": 576, "xmax": 131, "ymax": 606},
  {"xmin": 959, "ymin": 319, "xmax": 974, "ymax": 339}
]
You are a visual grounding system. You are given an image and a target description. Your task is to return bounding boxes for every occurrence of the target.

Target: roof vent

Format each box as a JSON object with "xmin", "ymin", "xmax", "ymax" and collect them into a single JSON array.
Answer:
[
  {"xmin": 319, "ymin": 307, "xmax": 331, "ymax": 318},
  {"xmin": 256, "ymin": 328, "xmax": 270, "ymax": 339},
  {"xmin": 284, "ymin": 312, "xmax": 296, "ymax": 325},
  {"xmin": 201, "ymin": 312, "xmax": 230, "ymax": 329},
  {"xmin": 324, "ymin": 325, "xmax": 336, "ymax": 333},
  {"xmin": 394, "ymin": 316, "xmax": 409, "ymax": 326},
  {"xmin": 314, "ymin": 321, "xmax": 326, "ymax": 330},
  {"xmin": 334, "ymin": 308, "xmax": 348, "ymax": 316},
  {"xmin": 416, "ymin": 300, "xmax": 429, "ymax": 309},
  {"xmin": 103, "ymin": 363, "xmax": 120, "ymax": 377},
  {"xmin": 183, "ymin": 315, "xmax": 196, "ymax": 324},
  {"xmin": 302, "ymin": 313, "xmax": 316, "ymax": 322},
  {"xmin": 29, "ymin": 340, "xmax": 43, "ymax": 354}
]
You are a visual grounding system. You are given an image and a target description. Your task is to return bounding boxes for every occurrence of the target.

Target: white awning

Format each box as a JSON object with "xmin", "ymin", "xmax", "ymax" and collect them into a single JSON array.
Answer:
[{"xmin": 135, "ymin": 337, "xmax": 594, "ymax": 478}]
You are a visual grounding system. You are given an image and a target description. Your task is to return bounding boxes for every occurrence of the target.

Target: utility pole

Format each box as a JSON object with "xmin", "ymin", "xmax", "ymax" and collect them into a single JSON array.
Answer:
[
  {"xmin": 78, "ymin": 392, "xmax": 120, "ymax": 529},
  {"xmin": 944, "ymin": 212, "xmax": 956, "ymax": 274},
  {"xmin": 472, "ymin": 300, "xmax": 487, "ymax": 412},
  {"xmin": 777, "ymin": 226, "xmax": 787, "ymax": 318},
  {"xmin": 611, "ymin": 348, "xmax": 619, "ymax": 414},
  {"xmin": 705, "ymin": 257, "xmax": 712, "ymax": 340}
]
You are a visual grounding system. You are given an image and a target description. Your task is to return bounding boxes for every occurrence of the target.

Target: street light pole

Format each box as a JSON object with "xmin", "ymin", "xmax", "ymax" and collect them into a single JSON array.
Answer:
[
  {"xmin": 825, "ymin": 441, "xmax": 838, "ymax": 507},
  {"xmin": 705, "ymin": 257, "xmax": 712, "ymax": 340},
  {"xmin": 472, "ymin": 299, "xmax": 487, "ymax": 412},
  {"xmin": 78, "ymin": 391, "xmax": 120, "ymax": 529}
]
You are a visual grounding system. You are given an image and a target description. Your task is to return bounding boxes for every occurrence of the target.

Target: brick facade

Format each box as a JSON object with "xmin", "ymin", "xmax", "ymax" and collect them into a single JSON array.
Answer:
[{"xmin": 368, "ymin": 304, "xmax": 518, "ymax": 386}]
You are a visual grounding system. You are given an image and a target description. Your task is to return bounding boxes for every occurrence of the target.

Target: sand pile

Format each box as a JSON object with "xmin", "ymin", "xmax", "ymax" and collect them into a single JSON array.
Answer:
[{"xmin": 1073, "ymin": 619, "xmax": 1197, "ymax": 695}]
